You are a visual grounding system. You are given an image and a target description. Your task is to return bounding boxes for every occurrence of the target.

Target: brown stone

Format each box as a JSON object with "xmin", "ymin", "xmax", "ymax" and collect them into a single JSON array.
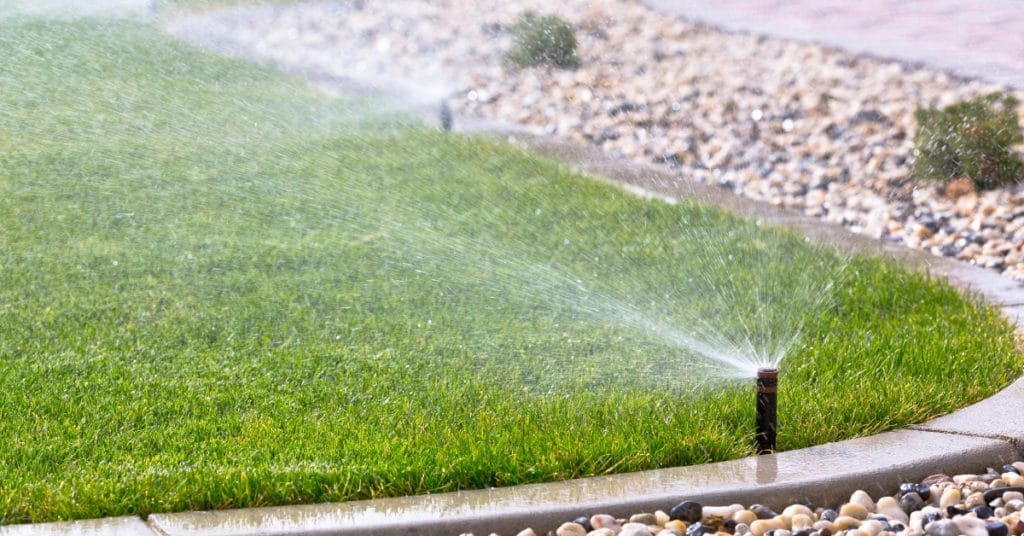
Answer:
[
  {"xmin": 922, "ymin": 473, "xmax": 953, "ymax": 486},
  {"xmin": 945, "ymin": 177, "xmax": 977, "ymax": 200}
]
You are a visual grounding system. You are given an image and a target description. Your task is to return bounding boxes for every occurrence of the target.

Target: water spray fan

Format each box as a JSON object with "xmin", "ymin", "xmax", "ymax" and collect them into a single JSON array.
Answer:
[{"xmin": 755, "ymin": 367, "xmax": 778, "ymax": 455}]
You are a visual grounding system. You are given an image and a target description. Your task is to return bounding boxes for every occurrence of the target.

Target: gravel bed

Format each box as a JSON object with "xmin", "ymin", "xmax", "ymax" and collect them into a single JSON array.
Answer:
[
  {"xmin": 480, "ymin": 463, "xmax": 1024, "ymax": 536},
  {"xmin": 166, "ymin": 0, "xmax": 1024, "ymax": 281}
]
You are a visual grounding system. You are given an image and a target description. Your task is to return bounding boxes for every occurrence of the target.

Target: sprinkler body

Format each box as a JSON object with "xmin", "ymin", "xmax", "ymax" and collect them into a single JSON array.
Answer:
[
  {"xmin": 755, "ymin": 367, "xmax": 778, "ymax": 455},
  {"xmin": 440, "ymin": 100, "xmax": 453, "ymax": 132}
]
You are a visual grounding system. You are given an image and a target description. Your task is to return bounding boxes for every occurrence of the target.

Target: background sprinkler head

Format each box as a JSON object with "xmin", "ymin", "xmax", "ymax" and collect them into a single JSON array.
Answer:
[
  {"xmin": 439, "ymin": 99, "xmax": 453, "ymax": 132},
  {"xmin": 755, "ymin": 367, "xmax": 778, "ymax": 455}
]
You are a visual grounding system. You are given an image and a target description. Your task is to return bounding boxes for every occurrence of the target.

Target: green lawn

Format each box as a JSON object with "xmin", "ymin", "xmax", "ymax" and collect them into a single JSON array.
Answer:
[{"xmin": 0, "ymin": 12, "xmax": 1020, "ymax": 524}]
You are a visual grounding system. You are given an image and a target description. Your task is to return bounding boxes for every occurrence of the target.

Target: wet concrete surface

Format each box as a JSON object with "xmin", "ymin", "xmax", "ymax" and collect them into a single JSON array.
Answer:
[
  {"xmin": 914, "ymin": 377, "xmax": 1024, "ymax": 447},
  {"xmin": 0, "ymin": 517, "xmax": 155, "ymax": 536}
]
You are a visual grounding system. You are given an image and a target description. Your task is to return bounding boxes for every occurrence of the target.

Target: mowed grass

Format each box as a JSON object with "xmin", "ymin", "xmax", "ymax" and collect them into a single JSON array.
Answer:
[{"xmin": 0, "ymin": 15, "xmax": 1021, "ymax": 524}]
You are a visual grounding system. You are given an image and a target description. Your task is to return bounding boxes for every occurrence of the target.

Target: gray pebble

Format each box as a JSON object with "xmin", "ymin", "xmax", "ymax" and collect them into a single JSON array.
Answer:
[
  {"xmin": 900, "ymin": 492, "xmax": 924, "ymax": 515},
  {"xmin": 986, "ymin": 521, "xmax": 1009, "ymax": 536},
  {"xmin": 924, "ymin": 519, "xmax": 958, "ymax": 536},
  {"xmin": 671, "ymin": 500, "xmax": 703, "ymax": 523},
  {"xmin": 751, "ymin": 504, "xmax": 777, "ymax": 520}
]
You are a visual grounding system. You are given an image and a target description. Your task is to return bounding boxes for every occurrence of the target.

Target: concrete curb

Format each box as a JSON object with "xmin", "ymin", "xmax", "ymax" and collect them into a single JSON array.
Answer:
[{"xmin": 0, "ymin": 517, "xmax": 155, "ymax": 536}]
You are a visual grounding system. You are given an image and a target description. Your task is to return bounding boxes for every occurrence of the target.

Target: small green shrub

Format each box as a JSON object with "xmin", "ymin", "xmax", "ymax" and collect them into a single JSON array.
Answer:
[
  {"xmin": 913, "ymin": 92, "xmax": 1024, "ymax": 190},
  {"xmin": 505, "ymin": 11, "xmax": 579, "ymax": 69}
]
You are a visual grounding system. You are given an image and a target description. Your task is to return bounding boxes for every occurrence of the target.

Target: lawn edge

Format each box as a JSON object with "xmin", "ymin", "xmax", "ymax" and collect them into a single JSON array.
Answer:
[{"xmin": 6, "ymin": 123, "xmax": 1024, "ymax": 536}]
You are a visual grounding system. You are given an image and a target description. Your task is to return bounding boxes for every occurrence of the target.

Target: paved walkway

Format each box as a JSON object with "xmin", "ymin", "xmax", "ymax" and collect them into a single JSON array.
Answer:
[{"xmin": 644, "ymin": 0, "xmax": 1024, "ymax": 88}]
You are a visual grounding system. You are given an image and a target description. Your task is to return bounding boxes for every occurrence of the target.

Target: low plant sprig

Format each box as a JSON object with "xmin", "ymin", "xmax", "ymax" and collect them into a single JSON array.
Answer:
[
  {"xmin": 504, "ymin": 11, "xmax": 579, "ymax": 69},
  {"xmin": 913, "ymin": 92, "xmax": 1024, "ymax": 190}
]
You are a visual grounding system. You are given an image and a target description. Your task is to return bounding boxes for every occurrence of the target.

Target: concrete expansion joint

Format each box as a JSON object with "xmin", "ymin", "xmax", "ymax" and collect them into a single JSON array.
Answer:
[
  {"xmin": 145, "ymin": 517, "xmax": 169, "ymax": 536},
  {"xmin": 908, "ymin": 426, "xmax": 1023, "ymax": 453}
]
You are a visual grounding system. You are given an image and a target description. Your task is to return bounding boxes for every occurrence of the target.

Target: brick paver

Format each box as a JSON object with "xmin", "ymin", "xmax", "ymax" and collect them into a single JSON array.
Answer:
[{"xmin": 644, "ymin": 0, "xmax": 1024, "ymax": 88}]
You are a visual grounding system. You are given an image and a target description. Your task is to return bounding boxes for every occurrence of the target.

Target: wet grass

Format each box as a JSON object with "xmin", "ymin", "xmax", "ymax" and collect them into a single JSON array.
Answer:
[{"xmin": 0, "ymin": 15, "xmax": 1021, "ymax": 524}]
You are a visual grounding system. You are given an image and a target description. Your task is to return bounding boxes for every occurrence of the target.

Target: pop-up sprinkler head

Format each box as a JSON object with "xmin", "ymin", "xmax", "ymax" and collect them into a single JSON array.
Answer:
[
  {"xmin": 440, "ymin": 99, "xmax": 453, "ymax": 132},
  {"xmin": 755, "ymin": 367, "xmax": 778, "ymax": 455}
]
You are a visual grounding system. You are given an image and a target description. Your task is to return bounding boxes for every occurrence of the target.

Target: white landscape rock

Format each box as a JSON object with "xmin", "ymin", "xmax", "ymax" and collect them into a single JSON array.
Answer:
[
  {"xmin": 849, "ymin": 490, "xmax": 877, "ymax": 513},
  {"xmin": 555, "ymin": 521, "xmax": 587, "ymax": 536},
  {"xmin": 875, "ymin": 496, "xmax": 910, "ymax": 525},
  {"xmin": 619, "ymin": 522, "xmax": 655, "ymax": 536}
]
